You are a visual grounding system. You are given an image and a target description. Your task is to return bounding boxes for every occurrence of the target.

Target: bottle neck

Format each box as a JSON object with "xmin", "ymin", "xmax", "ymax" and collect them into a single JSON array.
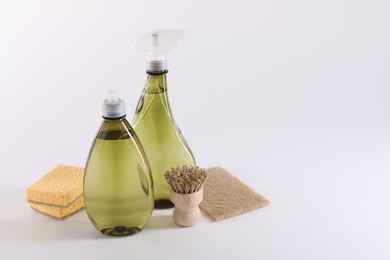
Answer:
[
  {"xmin": 144, "ymin": 70, "xmax": 168, "ymax": 94},
  {"xmin": 102, "ymin": 115, "xmax": 126, "ymax": 120},
  {"xmin": 98, "ymin": 117, "xmax": 133, "ymax": 140}
]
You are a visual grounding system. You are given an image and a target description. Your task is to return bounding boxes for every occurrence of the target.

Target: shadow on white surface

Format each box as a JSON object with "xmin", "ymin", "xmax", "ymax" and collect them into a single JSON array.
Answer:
[
  {"xmin": 0, "ymin": 190, "xmax": 199, "ymax": 247},
  {"xmin": 144, "ymin": 211, "xmax": 179, "ymax": 230},
  {"xmin": 0, "ymin": 190, "xmax": 131, "ymax": 244}
]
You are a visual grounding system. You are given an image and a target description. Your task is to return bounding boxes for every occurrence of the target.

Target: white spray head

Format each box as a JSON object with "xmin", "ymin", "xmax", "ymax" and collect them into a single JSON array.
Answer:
[
  {"xmin": 102, "ymin": 90, "xmax": 126, "ymax": 118},
  {"xmin": 132, "ymin": 29, "xmax": 188, "ymax": 72}
]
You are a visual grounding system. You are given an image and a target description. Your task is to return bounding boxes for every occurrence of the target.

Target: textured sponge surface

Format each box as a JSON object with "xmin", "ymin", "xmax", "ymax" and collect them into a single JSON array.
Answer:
[
  {"xmin": 30, "ymin": 195, "xmax": 84, "ymax": 218},
  {"xmin": 26, "ymin": 164, "xmax": 84, "ymax": 207},
  {"xmin": 200, "ymin": 167, "xmax": 269, "ymax": 221}
]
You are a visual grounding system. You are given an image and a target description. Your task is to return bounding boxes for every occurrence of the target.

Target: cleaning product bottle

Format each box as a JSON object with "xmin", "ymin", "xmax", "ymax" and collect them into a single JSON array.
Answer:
[
  {"xmin": 84, "ymin": 91, "xmax": 154, "ymax": 236},
  {"xmin": 132, "ymin": 29, "xmax": 196, "ymax": 209}
]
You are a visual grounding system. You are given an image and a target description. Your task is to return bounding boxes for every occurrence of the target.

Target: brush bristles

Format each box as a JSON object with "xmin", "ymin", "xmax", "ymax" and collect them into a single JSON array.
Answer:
[{"xmin": 164, "ymin": 165, "xmax": 207, "ymax": 194}]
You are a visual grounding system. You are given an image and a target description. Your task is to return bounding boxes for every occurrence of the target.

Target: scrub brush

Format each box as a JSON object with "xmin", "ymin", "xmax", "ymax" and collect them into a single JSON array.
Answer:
[{"xmin": 164, "ymin": 165, "xmax": 207, "ymax": 226}]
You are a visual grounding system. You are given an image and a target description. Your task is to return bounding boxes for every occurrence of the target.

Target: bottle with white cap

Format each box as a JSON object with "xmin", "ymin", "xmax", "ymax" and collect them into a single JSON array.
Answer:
[
  {"xmin": 132, "ymin": 29, "xmax": 196, "ymax": 209},
  {"xmin": 84, "ymin": 91, "xmax": 154, "ymax": 236}
]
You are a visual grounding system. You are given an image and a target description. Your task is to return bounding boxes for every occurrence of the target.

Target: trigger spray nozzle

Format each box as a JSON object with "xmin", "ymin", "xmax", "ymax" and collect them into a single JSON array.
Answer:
[{"xmin": 132, "ymin": 29, "xmax": 188, "ymax": 72}]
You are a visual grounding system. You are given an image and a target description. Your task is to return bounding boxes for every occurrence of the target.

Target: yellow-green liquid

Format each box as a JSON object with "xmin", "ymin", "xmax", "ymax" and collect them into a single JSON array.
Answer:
[
  {"xmin": 133, "ymin": 72, "xmax": 196, "ymax": 208},
  {"xmin": 84, "ymin": 118, "xmax": 154, "ymax": 236}
]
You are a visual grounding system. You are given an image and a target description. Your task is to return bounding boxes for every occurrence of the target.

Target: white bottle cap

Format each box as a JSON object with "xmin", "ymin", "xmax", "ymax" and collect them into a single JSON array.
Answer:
[
  {"xmin": 102, "ymin": 91, "xmax": 126, "ymax": 118},
  {"xmin": 147, "ymin": 56, "xmax": 167, "ymax": 71}
]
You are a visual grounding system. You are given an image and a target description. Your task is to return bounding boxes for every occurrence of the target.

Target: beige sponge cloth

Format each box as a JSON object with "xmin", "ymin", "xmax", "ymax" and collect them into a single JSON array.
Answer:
[{"xmin": 200, "ymin": 167, "xmax": 269, "ymax": 221}]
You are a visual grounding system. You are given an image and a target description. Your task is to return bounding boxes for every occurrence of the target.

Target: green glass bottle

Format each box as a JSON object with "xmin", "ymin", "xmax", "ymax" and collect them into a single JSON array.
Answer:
[
  {"xmin": 132, "ymin": 69, "xmax": 196, "ymax": 209},
  {"xmin": 84, "ymin": 94, "xmax": 154, "ymax": 236}
]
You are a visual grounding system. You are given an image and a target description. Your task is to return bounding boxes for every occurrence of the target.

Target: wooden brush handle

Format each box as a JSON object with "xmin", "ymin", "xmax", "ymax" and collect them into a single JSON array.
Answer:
[{"xmin": 170, "ymin": 188, "xmax": 203, "ymax": 227}]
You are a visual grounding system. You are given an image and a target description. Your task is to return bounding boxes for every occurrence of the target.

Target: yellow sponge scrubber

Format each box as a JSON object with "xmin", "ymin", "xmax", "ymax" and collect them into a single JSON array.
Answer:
[
  {"xmin": 26, "ymin": 164, "xmax": 85, "ymax": 218},
  {"xmin": 30, "ymin": 195, "xmax": 84, "ymax": 218}
]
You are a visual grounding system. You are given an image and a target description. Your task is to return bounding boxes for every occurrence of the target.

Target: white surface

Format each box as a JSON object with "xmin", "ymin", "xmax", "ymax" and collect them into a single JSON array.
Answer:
[{"xmin": 1, "ymin": 0, "xmax": 390, "ymax": 259}]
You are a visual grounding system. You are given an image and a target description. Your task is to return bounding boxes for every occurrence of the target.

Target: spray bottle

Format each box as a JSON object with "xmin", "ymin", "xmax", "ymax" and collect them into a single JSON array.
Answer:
[{"xmin": 132, "ymin": 29, "xmax": 196, "ymax": 209}]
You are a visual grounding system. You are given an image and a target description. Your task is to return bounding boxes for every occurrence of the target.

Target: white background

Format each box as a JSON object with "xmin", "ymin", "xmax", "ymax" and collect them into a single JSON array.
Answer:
[{"xmin": 1, "ymin": 0, "xmax": 390, "ymax": 259}]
